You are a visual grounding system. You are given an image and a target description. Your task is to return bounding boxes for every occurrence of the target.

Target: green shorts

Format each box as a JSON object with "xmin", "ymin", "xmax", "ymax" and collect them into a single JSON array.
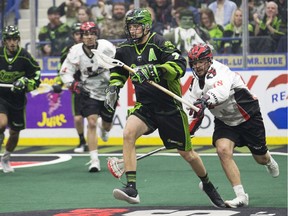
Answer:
[
  {"xmin": 0, "ymin": 100, "xmax": 25, "ymax": 131},
  {"xmin": 128, "ymin": 102, "xmax": 192, "ymax": 151}
]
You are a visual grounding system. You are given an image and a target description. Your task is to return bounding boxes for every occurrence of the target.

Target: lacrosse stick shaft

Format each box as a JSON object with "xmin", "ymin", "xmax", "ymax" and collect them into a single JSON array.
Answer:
[
  {"xmin": 0, "ymin": 83, "xmax": 58, "ymax": 89},
  {"xmin": 136, "ymin": 146, "xmax": 166, "ymax": 161},
  {"xmin": 0, "ymin": 83, "xmax": 13, "ymax": 88},
  {"xmin": 122, "ymin": 65, "xmax": 199, "ymax": 112},
  {"xmin": 92, "ymin": 49, "xmax": 199, "ymax": 112}
]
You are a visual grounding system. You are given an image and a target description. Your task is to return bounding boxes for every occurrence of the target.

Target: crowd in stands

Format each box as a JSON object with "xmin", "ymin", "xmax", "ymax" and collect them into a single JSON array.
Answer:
[{"xmin": 7, "ymin": 0, "xmax": 287, "ymax": 56}]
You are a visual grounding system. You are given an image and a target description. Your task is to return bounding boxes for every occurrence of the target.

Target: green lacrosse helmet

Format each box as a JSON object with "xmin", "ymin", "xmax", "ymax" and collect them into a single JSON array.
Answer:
[
  {"xmin": 125, "ymin": 8, "xmax": 152, "ymax": 43},
  {"xmin": 2, "ymin": 25, "xmax": 20, "ymax": 40}
]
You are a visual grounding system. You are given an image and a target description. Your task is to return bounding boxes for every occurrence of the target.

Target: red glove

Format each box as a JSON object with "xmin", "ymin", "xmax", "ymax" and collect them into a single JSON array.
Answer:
[
  {"xmin": 69, "ymin": 80, "xmax": 89, "ymax": 96},
  {"xmin": 193, "ymin": 95, "xmax": 210, "ymax": 119}
]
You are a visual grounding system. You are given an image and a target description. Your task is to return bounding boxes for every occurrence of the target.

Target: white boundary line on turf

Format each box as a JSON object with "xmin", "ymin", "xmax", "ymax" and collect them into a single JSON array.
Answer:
[{"xmin": 0, "ymin": 154, "xmax": 72, "ymax": 170}]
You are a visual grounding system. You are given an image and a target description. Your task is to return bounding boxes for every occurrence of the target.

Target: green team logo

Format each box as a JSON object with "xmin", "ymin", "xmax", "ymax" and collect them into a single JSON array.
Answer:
[
  {"xmin": 0, "ymin": 70, "xmax": 24, "ymax": 82},
  {"xmin": 164, "ymin": 41, "xmax": 175, "ymax": 49}
]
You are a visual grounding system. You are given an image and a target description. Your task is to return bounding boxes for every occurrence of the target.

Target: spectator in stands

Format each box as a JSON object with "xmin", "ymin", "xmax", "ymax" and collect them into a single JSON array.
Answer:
[
  {"xmin": 231, "ymin": 0, "xmax": 241, "ymax": 7},
  {"xmin": 272, "ymin": 0, "xmax": 287, "ymax": 23},
  {"xmin": 75, "ymin": 5, "xmax": 94, "ymax": 23},
  {"xmin": 172, "ymin": 0, "xmax": 201, "ymax": 25},
  {"xmin": 200, "ymin": 8, "xmax": 224, "ymax": 53},
  {"xmin": 245, "ymin": 0, "xmax": 266, "ymax": 26},
  {"xmin": 128, "ymin": 0, "xmax": 152, "ymax": 11},
  {"xmin": 273, "ymin": 0, "xmax": 287, "ymax": 53},
  {"xmin": 222, "ymin": 8, "xmax": 254, "ymax": 54},
  {"xmin": 57, "ymin": 0, "xmax": 85, "ymax": 26},
  {"xmin": 163, "ymin": 9, "xmax": 210, "ymax": 55},
  {"xmin": 148, "ymin": 7, "xmax": 166, "ymax": 35},
  {"xmin": 38, "ymin": 6, "xmax": 71, "ymax": 56},
  {"xmin": 150, "ymin": 0, "xmax": 173, "ymax": 31},
  {"xmin": 208, "ymin": 0, "xmax": 237, "ymax": 27},
  {"xmin": 90, "ymin": 0, "xmax": 113, "ymax": 29},
  {"xmin": 188, "ymin": 0, "xmax": 215, "ymax": 9},
  {"xmin": 100, "ymin": 2, "xmax": 127, "ymax": 40},
  {"xmin": 251, "ymin": 1, "xmax": 285, "ymax": 53}
]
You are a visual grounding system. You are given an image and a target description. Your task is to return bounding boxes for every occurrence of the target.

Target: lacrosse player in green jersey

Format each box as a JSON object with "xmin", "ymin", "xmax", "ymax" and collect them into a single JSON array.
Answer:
[
  {"xmin": 0, "ymin": 25, "xmax": 41, "ymax": 173},
  {"xmin": 104, "ymin": 8, "xmax": 226, "ymax": 208}
]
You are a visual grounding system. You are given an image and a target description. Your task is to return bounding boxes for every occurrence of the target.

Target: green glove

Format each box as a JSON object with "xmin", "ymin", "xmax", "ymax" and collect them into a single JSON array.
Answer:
[
  {"xmin": 12, "ymin": 77, "xmax": 28, "ymax": 93},
  {"xmin": 131, "ymin": 64, "xmax": 161, "ymax": 83}
]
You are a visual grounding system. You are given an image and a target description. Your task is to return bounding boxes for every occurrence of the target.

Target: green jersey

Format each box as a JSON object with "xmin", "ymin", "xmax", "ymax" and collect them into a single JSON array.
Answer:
[
  {"xmin": 0, "ymin": 47, "xmax": 41, "ymax": 108},
  {"xmin": 110, "ymin": 33, "xmax": 187, "ymax": 113}
]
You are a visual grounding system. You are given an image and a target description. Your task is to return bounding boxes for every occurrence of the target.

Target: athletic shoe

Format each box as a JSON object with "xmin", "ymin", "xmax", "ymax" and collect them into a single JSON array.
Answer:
[
  {"xmin": 199, "ymin": 182, "xmax": 226, "ymax": 208},
  {"xmin": 1, "ymin": 154, "xmax": 14, "ymax": 173},
  {"xmin": 113, "ymin": 185, "xmax": 140, "ymax": 204},
  {"xmin": 0, "ymin": 133, "xmax": 4, "ymax": 152},
  {"xmin": 97, "ymin": 118, "xmax": 109, "ymax": 142},
  {"xmin": 87, "ymin": 159, "xmax": 101, "ymax": 172},
  {"xmin": 74, "ymin": 143, "xmax": 88, "ymax": 153},
  {"xmin": 265, "ymin": 157, "xmax": 279, "ymax": 178},
  {"xmin": 225, "ymin": 193, "xmax": 249, "ymax": 208}
]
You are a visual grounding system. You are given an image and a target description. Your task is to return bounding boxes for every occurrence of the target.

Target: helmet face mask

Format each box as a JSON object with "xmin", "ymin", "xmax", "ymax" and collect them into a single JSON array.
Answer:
[
  {"xmin": 188, "ymin": 44, "xmax": 213, "ymax": 79},
  {"xmin": 80, "ymin": 22, "xmax": 99, "ymax": 49},
  {"xmin": 125, "ymin": 8, "xmax": 152, "ymax": 43}
]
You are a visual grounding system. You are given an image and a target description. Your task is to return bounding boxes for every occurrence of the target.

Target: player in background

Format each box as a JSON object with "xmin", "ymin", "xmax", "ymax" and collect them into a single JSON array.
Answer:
[
  {"xmin": 60, "ymin": 21, "xmax": 116, "ymax": 172},
  {"xmin": 104, "ymin": 8, "xmax": 226, "ymax": 208},
  {"xmin": 53, "ymin": 22, "xmax": 88, "ymax": 153},
  {"xmin": 0, "ymin": 25, "xmax": 41, "ymax": 173},
  {"xmin": 187, "ymin": 43, "xmax": 279, "ymax": 208}
]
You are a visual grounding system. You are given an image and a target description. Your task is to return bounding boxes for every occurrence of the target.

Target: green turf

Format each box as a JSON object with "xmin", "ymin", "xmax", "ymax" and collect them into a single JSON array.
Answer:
[{"xmin": 0, "ymin": 155, "xmax": 286, "ymax": 213}]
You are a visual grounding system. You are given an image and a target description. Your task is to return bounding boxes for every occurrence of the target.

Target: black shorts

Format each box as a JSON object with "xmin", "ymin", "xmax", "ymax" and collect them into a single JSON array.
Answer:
[
  {"xmin": 128, "ymin": 102, "xmax": 192, "ymax": 151},
  {"xmin": 71, "ymin": 93, "xmax": 81, "ymax": 116},
  {"xmin": 79, "ymin": 95, "xmax": 115, "ymax": 123},
  {"xmin": 213, "ymin": 112, "xmax": 268, "ymax": 155},
  {"xmin": 0, "ymin": 100, "xmax": 25, "ymax": 131}
]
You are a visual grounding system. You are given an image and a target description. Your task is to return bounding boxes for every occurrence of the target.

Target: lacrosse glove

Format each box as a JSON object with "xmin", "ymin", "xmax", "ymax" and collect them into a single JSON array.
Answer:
[
  {"xmin": 132, "ymin": 64, "xmax": 161, "ymax": 83},
  {"xmin": 104, "ymin": 85, "xmax": 119, "ymax": 112},
  {"xmin": 193, "ymin": 95, "xmax": 210, "ymax": 119},
  {"xmin": 69, "ymin": 80, "xmax": 89, "ymax": 96},
  {"xmin": 12, "ymin": 77, "xmax": 29, "ymax": 93}
]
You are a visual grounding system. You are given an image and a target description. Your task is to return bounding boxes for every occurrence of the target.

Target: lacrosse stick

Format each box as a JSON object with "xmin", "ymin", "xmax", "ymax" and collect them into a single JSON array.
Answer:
[
  {"xmin": 0, "ymin": 83, "xmax": 67, "ymax": 96},
  {"xmin": 91, "ymin": 49, "xmax": 199, "ymax": 112},
  {"xmin": 107, "ymin": 146, "xmax": 166, "ymax": 179}
]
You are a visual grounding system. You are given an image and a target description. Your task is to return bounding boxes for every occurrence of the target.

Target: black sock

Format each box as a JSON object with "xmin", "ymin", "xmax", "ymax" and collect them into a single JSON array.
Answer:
[
  {"xmin": 199, "ymin": 173, "xmax": 210, "ymax": 184},
  {"xmin": 126, "ymin": 171, "xmax": 136, "ymax": 189},
  {"xmin": 79, "ymin": 133, "xmax": 85, "ymax": 144}
]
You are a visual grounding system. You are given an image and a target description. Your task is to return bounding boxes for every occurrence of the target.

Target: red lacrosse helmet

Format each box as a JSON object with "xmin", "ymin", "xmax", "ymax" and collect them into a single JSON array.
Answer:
[
  {"xmin": 188, "ymin": 43, "xmax": 213, "ymax": 68},
  {"xmin": 80, "ymin": 21, "xmax": 99, "ymax": 37}
]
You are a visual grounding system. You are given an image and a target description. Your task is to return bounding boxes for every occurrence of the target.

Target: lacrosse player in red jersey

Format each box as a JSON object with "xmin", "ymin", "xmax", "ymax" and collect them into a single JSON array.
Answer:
[
  {"xmin": 0, "ymin": 25, "xmax": 41, "ymax": 173},
  {"xmin": 187, "ymin": 43, "xmax": 280, "ymax": 208},
  {"xmin": 60, "ymin": 21, "xmax": 116, "ymax": 172},
  {"xmin": 104, "ymin": 8, "xmax": 226, "ymax": 208}
]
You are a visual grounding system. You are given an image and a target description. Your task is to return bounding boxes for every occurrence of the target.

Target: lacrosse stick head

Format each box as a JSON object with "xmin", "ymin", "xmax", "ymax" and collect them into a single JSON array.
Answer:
[{"xmin": 107, "ymin": 157, "xmax": 125, "ymax": 179}]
